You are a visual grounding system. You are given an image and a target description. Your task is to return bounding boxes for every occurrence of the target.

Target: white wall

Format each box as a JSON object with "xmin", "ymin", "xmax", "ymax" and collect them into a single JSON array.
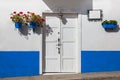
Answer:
[
  {"xmin": 42, "ymin": 0, "xmax": 92, "ymax": 14},
  {"xmin": 0, "ymin": 0, "xmax": 50, "ymax": 74},
  {"xmin": 41, "ymin": 0, "xmax": 120, "ymax": 51},
  {"xmin": 82, "ymin": 0, "xmax": 120, "ymax": 50},
  {"xmin": 1, "ymin": 0, "xmax": 120, "ymax": 74},
  {"xmin": 0, "ymin": 0, "xmax": 46, "ymax": 51}
]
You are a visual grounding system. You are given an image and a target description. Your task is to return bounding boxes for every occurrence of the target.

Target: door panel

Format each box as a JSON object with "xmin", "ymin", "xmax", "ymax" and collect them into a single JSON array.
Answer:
[
  {"xmin": 46, "ymin": 28, "xmax": 58, "ymax": 41},
  {"xmin": 46, "ymin": 16, "xmax": 60, "ymax": 28},
  {"xmin": 62, "ymin": 43, "xmax": 75, "ymax": 58},
  {"xmin": 46, "ymin": 42, "xmax": 58, "ymax": 58},
  {"xmin": 61, "ymin": 14, "xmax": 77, "ymax": 72},
  {"xmin": 45, "ymin": 14, "xmax": 60, "ymax": 72},
  {"xmin": 62, "ymin": 28, "xmax": 75, "ymax": 41},
  {"xmin": 46, "ymin": 59, "xmax": 60, "ymax": 72},
  {"xmin": 62, "ymin": 59, "xmax": 75, "ymax": 72}
]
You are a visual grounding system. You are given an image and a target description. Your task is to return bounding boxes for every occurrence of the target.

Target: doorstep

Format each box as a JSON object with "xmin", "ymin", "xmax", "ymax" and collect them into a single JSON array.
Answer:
[{"xmin": 1, "ymin": 72, "xmax": 120, "ymax": 80}]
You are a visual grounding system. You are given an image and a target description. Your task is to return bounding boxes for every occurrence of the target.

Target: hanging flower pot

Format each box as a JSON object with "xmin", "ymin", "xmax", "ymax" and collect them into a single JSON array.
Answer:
[
  {"xmin": 102, "ymin": 24, "xmax": 117, "ymax": 29},
  {"xmin": 102, "ymin": 20, "xmax": 118, "ymax": 29},
  {"xmin": 10, "ymin": 11, "xmax": 25, "ymax": 29},
  {"xmin": 29, "ymin": 22, "xmax": 37, "ymax": 28},
  {"xmin": 15, "ymin": 22, "xmax": 22, "ymax": 28},
  {"xmin": 27, "ymin": 11, "xmax": 45, "ymax": 28}
]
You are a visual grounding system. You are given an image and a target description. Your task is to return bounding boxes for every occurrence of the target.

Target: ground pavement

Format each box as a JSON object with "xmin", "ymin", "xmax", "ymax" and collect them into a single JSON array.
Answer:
[{"xmin": 1, "ymin": 72, "xmax": 120, "ymax": 80}]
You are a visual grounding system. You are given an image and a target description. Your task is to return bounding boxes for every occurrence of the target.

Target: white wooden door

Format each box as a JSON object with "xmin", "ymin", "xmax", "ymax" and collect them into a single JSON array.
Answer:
[{"xmin": 44, "ymin": 13, "xmax": 78, "ymax": 73}]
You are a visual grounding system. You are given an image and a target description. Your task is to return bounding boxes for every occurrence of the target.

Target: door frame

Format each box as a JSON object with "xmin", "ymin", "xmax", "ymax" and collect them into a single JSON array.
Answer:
[{"xmin": 41, "ymin": 12, "xmax": 81, "ymax": 74}]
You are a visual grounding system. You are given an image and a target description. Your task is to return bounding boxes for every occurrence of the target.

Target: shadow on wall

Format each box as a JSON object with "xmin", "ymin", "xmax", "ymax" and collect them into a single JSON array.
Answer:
[
  {"xmin": 45, "ymin": 25, "xmax": 53, "ymax": 36},
  {"xmin": 43, "ymin": 0, "xmax": 93, "ymax": 14},
  {"xmin": 105, "ymin": 25, "xmax": 120, "ymax": 32},
  {"xmin": 17, "ymin": 23, "xmax": 43, "ymax": 39},
  {"xmin": 18, "ymin": 23, "xmax": 30, "ymax": 36}
]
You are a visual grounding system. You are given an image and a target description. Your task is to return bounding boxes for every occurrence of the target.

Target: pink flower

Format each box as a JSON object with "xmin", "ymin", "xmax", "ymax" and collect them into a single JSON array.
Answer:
[
  {"xmin": 13, "ymin": 11, "xmax": 16, "ymax": 14},
  {"xmin": 37, "ymin": 15, "xmax": 40, "ymax": 17},
  {"xmin": 10, "ymin": 17, "xmax": 13, "ymax": 19},
  {"xmin": 27, "ymin": 11, "xmax": 30, "ymax": 13}
]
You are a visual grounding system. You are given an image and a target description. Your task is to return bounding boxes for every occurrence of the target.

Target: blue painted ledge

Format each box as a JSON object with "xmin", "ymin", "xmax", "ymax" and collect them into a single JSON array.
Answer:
[
  {"xmin": 82, "ymin": 51, "xmax": 120, "ymax": 73},
  {"xmin": 0, "ymin": 51, "xmax": 39, "ymax": 78}
]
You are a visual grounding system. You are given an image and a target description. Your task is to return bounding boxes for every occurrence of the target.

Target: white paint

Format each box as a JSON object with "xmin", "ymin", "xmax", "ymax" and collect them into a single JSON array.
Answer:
[
  {"xmin": 77, "ymin": 14, "xmax": 82, "ymax": 73},
  {"xmin": 88, "ymin": 10, "xmax": 101, "ymax": 19},
  {"xmin": 82, "ymin": 0, "xmax": 120, "ymax": 50},
  {"xmin": 44, "ymin": 13, "xmax": 79, "ymax": 73},
  {"xmin": 61, "ymin": 14, "xmax": 78, "ymax": 72},
  {"xmin": 0, "ymin": 0, "xmax": 83, "ymax": 74},
  {"xmin": 0, "ymin": 0, "xmax": 43, "ymax": 51},
  {"xmin": 0, "ymin": 0, "xmax": 44, "ymax": 75},
  {"xmin": 45, "ymin": 14, "xmax": 61, "ymax": 72}
]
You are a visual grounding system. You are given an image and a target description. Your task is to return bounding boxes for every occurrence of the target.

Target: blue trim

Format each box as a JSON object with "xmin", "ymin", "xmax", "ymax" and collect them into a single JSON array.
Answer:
[
  {"xmin": 0, "ymin": 51, "xmax": 39, "ymax": 78},
  {"xmin": 82, "ymin": 51, "xmax": 120, "ymax": 73}
]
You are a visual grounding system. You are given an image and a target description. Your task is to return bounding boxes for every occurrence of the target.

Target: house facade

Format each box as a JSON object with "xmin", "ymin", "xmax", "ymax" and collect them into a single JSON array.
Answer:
[{"xmin": 0, "ymin": 0, "xmax": 120, "ymax": 78}]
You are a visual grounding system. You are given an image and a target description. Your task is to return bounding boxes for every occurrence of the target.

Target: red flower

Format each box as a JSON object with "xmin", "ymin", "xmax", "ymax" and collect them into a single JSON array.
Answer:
[
  {"xmin": 17, "ymin": 14, "xmax": 20, "ymax": 16},
  {"xmin": 41, "ymin": 18, "xmax": 45, "ymax": 22},
  {"xmin": 10, "ymin": 17, "xmax": 13, "ymax": 19},
  {"xmin": 24, "ymin": 14, "xmax": 27, "ymax": 17},
  {"xmin": 31, "ymin": 13, "xmax": 34, "ymax": 15},
  {"xmin": 13, "ymin": 11, "xmax": 16, "ymax": 14},
  {"xmin": 19, "ymin": 12, "xmax": 23, "ymax": 14}
]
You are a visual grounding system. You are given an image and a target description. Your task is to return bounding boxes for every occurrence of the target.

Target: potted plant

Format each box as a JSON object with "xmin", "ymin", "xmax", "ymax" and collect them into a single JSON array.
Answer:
[
  {"xmin": 102, "ymin": 20, "xmax": 118, "ymax": 29},
  {"xmin": 10, "ymin": 11, "xmax": 25, "ymax": 28},
  {"xmin": 26, "ymin": 11, "xmax": 45, "ymax": 28}
]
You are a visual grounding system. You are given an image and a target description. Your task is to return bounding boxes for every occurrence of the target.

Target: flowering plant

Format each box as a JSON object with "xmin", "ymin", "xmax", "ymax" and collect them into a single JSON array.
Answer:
[
  {"xmin": 10, "ymin": 11, "xmax": 25, "ymax": 23},
  {"xmin": 26, "ymin": 11, "xmax": 45, "ymax": 23},
  {"xmin": 10, "ymin": 11, "xmax": 45, "ymax": 28}
]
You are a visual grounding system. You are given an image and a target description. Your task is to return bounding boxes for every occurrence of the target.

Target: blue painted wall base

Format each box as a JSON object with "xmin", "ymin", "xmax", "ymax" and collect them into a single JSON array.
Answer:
[
  {"xmin": 82, "ymin": 51, "xmax": 120, "ymax": 73},
  {"xmin": 0, "ymin": 51, "xmax": 39, "ymax": 78}
]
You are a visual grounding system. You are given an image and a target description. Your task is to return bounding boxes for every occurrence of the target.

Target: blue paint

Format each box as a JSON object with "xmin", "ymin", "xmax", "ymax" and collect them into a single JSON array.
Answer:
[
  {"xmin": 81, "ymin": 51, "xmax": 120, "ymax": 73},
  {"xmin": 102, "ymin": 24, "xmax": 117, "ymax": 29},
  {"xmin": 29, "ymin": 22, "xmax": 37, "ymax": 28},
  {"xmin": 0, "ymin": 51, "xmax": 39, "ymax": 78}
]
